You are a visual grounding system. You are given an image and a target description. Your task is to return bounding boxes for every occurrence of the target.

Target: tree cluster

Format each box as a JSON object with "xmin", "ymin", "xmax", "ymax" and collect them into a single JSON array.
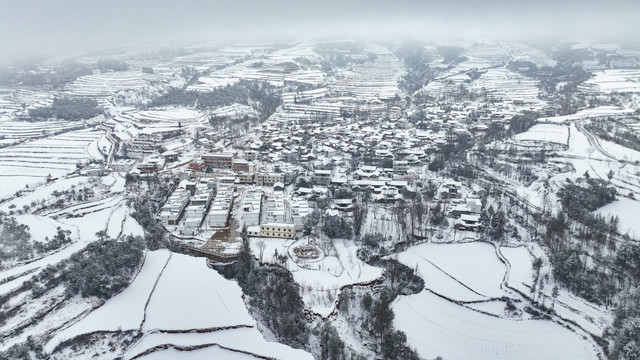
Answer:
[
  {"xmin": 147, "ymin": 80, "xmax": 281, "ymax": 121},
  {"xmin": 29, "ymin": 236, "xmax": 144, "ymax": 300},
  {"xmin": 323, "ymin": 215, "xmax": 353, "ymax": 239},
  {"xmin": 95, "ymin": 59, "xmax": 129, "ymax": 72},
  {"xmin": 437, "ymin": 46, "xmax": 467, "ymax": 65},
  {"xmin": 128, "ymin": 195, "xmax": 169, "ymax": 250},
  {"xmin": 396, "ymin": 41, "xmax": 438, "ymax": 94},
  {"xmin": 28, "ymin": 97, "xmax": 102, "ymax": 120},
  {"xmin": 557, "ymin": 177, "xmax": 616, "ymax": 222},
  {"xmin": 0, "ymin": 336, "xmax": 46, "ymax": 360},
  {"xmin": 0, "ymin": 60, "xmax": 92, "ymax": 89},
  {"xmin": 235, "ymin": 240, "xmax": 309, "ymax": 348},
  {"xmin": 551, "ymin": 249, "xmax": 615, "ymax": 305},
  {"xmin": 508, "ymin": 112, "xmax": 539, "ymax": 135}
]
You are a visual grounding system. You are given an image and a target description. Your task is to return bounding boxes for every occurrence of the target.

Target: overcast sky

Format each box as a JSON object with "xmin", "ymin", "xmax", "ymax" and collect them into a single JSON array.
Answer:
[{"xmin": 1, "ymin": 0, "xmax": 639, "ymax": 60}]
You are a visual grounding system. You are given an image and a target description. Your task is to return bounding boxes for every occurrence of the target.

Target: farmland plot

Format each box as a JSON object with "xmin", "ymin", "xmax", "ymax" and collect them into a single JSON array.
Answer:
[
  {"xmin": 0, "ymin": 128, "xmax": 106, "ymax": 199},
  {"xmin": 46, "ymin": 251, "xmax": 313, "ymax": 360},
  {"xmin": 393, "ymin": 290, "xmax": 599, "ymax": 360},
  {"xmin": 396, "ymin": 242, "xmax": 507, "ymax": 301},
  {"xmin": 392, "ymin": 242, "xmax": 601, "ymax": 360}
]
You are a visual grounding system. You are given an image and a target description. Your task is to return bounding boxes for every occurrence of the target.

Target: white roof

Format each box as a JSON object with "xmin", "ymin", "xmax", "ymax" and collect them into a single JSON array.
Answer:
[{"xmin": 461, "ymin": 214, "xmax": 480, "ymax": 222}]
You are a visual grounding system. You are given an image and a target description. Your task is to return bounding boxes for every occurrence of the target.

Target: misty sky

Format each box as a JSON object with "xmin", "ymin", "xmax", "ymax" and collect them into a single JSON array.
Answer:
[{"xmin": 1, "ymin": 0, "xmax": 639, "ymax": 60}]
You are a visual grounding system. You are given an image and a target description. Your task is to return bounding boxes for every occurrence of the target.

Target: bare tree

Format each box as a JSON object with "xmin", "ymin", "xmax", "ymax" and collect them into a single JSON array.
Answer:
[{"xmin": 256, "ymin": 240, "xmax": 266, "ymax": 263}]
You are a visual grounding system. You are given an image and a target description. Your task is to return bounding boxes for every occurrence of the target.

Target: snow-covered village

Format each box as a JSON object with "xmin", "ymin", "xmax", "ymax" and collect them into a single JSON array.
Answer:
[{"xmin": 2, "ymin": 1, "xmax": 640, "ymax": 359}]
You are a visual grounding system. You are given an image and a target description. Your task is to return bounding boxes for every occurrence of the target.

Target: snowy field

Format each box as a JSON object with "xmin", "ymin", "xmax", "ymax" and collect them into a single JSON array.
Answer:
[
  {"xmin": 390, "ymin": 242, "xmax": 604, "ymax": 359},
  {"xmin": 329, "ymin": 43, "xmax": 403, "ymax": 101},
  {"xmin": 109, "ymin": 107, "xmax": 207, "ymax": 140},
  {"xmin": 581, "ymin": 69, "xmax": 640, "ymax": 93},
  {"xmin": 595, "ymin": 197, "xmax": 640, "ymax": 238},
  {"xmin": 514, "ymin": 124, "xmax": 568, "ymax": 145},
  {"xmin": 46, "ymin": 251, "xmax": 312, "ymax": 359},
  {"xmin": 396, "ymin": 242, "xmax": 506, "ymax": 301},
  {"xmin": 188, "ymin": 43, "xmax": 325, "ymax": 91},
  {"xmin": 0, "ymin": 128, "xmax": 106, "ymax": 198},
  {"xmin": 470, "ymin": 68, "xmax": 545, "ymax": 109},
  {"xmin": 541, "ymin": 106, "xmax": 635, "ymax": 124},
  {"xmin": 509, "ymin": 43, "xmax": 557, "ymax": 68},
  {"xmin": 64, "ymin": 71, "xmax": 160, "ymax": 100},
  {"xmin": 393, "ymin": 290, "xmax": 599, "ymax": 360},
  {"xmin": 0, "ymin": 119, "xmax": 84, "ymax": 147}
]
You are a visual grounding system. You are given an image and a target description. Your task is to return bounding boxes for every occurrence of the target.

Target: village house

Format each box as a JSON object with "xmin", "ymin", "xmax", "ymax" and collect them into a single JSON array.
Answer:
[
  {"xmin": 455, "ymin": 214, "xmax": 481, "ymax": 232},
  {"xmin": 313, "ymin": 169, "xmax": 332, "ymax": 186},
  {"xmin": 202, "ymin": 153, "xmax": 234, "ymax": 169},
  {"xmin": 111, "ymin": 159, "xmax": 137, "ymax": 172},
  {"xmin": 160, "ymin": 189, "xmax": 191, "ymax": 226},
  {"xmin": 247, "ymin": 223, "xmax": 297, "ymax": 238},
  {"xmin": 255, "ymin": 172, "xmax": 284, "ymax": 186}
]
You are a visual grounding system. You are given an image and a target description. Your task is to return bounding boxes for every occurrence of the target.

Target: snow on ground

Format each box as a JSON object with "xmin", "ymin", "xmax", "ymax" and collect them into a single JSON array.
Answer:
[
  {"xmin": 597, "ymin": 137, "xmax": 640, "ymax": 163},
  {"xmin": 393, "ymin": 290, "xmax": 599, "ymax": 360},
  {"xmin": 464, "ymin": 300, "xmax": 510, "ymax": 317},
  {"xmin": 509, "ymin": 43, "xmax": 557, "ymax": 68},
  {"xmin": 122, "ymin": 213, "xmax": 145, "ymax": 238},
  {"xmin": 63, "ymin": 71, "xmax": 159, "ymax": 99},
  {"xmin": 541, "ymin": 106, "xmax": 635, "ymax": 123},
  {"xmin": 501, "ymin": 245, "xmax": 611, "ymax": 337},
  {"xmin": 46, "ymin": 251, "xmax": 172, "ymax": 350},
  {"xmin": 470, "ymin": 68, "xmax": 545, "ymax": 109},
  {"xmin": 251, "ymin": 238, "xmax": 383, "ymax": 316},
  {"xmin": 500, "ymin": 246, "xmax": 535, "ymax": 294},
  {"xmin": 125, "ymin": 328, "xmax": 313, "ymax": 360},
  {"xmin": 582, "ymin": 69, "xmax": 640, "ymax": 93},
  {"xmin": 131, "ymin": 346, "xmax": 262, "ymax": 360},
  {"xmin": 106, "ymin": 206, "xmax": 128, "ymax": 239},
  {"xmin": 102, "ymin": 173, "xmax": 126, "ymax": 193},
  {"xmin": 396, "ymin": 242, "xmax": 506, "ymax": 300},
  {"xmin": 0, "ymin": 176, "xmax": 43, "ymax": 201},
  {"xmin": 0, "ymin": 290, "xmax": 97, "ymax": 351},
  {"xmin": 0, "ymin": 195, "xmax": 128, "ymax": 298},
  {"xmin": 561, "ymin": 123, "xmax": 609, "ymax": 160},
  {"xmin": 514, "ymin": 124, "xmax": 568, "ymax": 145},
  {"xmin": 58, "ymin": 202, "xmax": 119, "ymax": 241},
  {"xmin": 0, "ymin": 128, "xmax": 105, "ymax": 193},
  {"xmin": 143, "ymin": 252, "xmax": 255, "ymax": 331},
  {"xmin": 46, "ymin": 251, "xmax": 313, "ymax": 360},
  {"xmin": 0, "ymin": 176, "xmax": 88, "ymax": 211},
  {"xmin": 12, "ymin": 214, "xmax": 74, "ymax": 243},
  {"xmin": 595, "ymin": 197, "xmax": 640, "ymax": 239}
]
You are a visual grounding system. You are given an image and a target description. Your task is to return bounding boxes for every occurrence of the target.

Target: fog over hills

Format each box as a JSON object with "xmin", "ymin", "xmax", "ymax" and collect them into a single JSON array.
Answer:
[{"xmin": 1, "ymin": 0, "xmax": 639, "ymax": 60}]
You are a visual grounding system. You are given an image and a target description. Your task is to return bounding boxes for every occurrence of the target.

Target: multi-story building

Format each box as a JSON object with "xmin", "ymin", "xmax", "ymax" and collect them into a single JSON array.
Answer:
[
  {"xmin": 246, "ymin": 223, "xmax": 297, "ymax": 238},
  {"xmin": 289, "ymin": 197, "xmax": 311, "ymax": 230},
  {"xmin": 237, "ymin": 173, "xmax": 255, "ymax": 184},
  {"xmin": 392, "ymin": 160, "xmax": 409, "ymax": 174},
  {"xmin": 232, "ymin": 159, "xmax": 256, "ymax": 173},
  {"xmin": 202, "ymin": 153, "xmax": 234, "ymax": 169},
  {"xmin": 255, "ymin": 172, "xmax": 284, "ymax": 186},
  {"xmin": 189, "ymin": 160, "xmax": 206, "ymax": 172},
  {"xmin": 265, "ymin": 192, "xmax": 287, "ymax": 223},
  {"xmin": 313, "ymin": 169, "xmax": 332, "ymax": 186},
  {"xmin": 242, "ymin": 188, "xmax": 262, "ymax": 226},
  {"xmin": 245, "ymin": 150, "xmax": 258, "ymax": 161},
  {"xmin": 205, "ymin": 183, "xmax": 234, "ymax": 228},
  {"xmin": 160, "ymin": 190, "xmax": 191, "ymax": 226}
]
